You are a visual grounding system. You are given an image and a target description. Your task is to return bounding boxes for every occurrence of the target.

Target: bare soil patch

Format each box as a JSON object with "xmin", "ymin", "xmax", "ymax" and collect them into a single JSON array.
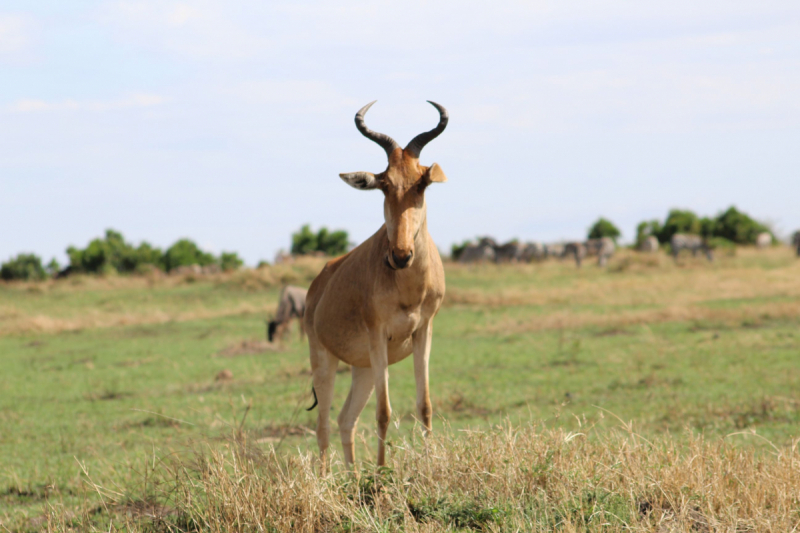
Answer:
[
  {"xmin": 255, "ymin": 423, "xmax": 315, "ymax": 443},
  {"xmin": 214, "ymin": 339, "xmax": 280, "ymax": 358}
]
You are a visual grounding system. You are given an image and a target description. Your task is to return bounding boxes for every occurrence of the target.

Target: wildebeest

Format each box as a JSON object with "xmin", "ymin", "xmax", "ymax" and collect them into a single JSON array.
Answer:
[
  {"xmin": 793, "ymin": 231, "xmax": 800, "ymax": 257},
  {"xmin": 671, "ymin": 234, "xmax": 713, "ymax": 261},
  {"xmin": 521, "ymin": 242, "xmax": 546, "ymax": 262},
  {"xmin": 563, "ymin": 242, "xmax": 587, "ymax": 267},
  {"xmin": 585, "ymin": 237, "xmax": 615, "ymax": 266},
  {"xmin": 267, "ymin": 285, "xmax": 308, "ymax": 342},
  {"xmin": 494, "ymin": 241, "xmax": 523, "ymax": 263},
  {"xmin": 639, "ymin": 235, "xmax": 659, "ymax": 253},
  {"xmin": 755, "ymin": 232, "xmax": 772, "ymax": 249}
]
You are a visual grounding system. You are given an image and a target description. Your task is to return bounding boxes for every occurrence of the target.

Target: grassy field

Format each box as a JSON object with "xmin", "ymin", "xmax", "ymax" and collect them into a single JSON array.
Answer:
[{"xmin": 2, "ymin": 248, "xmax": 800, "ymax": 531}]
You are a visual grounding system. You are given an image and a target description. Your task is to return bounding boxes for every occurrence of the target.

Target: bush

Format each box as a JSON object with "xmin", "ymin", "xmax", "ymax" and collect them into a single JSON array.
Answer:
[
  {"xmin": 135, "ymin": 242, "xmax": 165, "ymax": 270},
  {"xmin": 699, "ymin": 217, "xmax": 716, "ymax": 238},
  {"xmin": 643, "ymin": 207, "xmax": 771, "ymax": 247},
  {"xmin": 707, "ymin": 236, "xmax": 736, "ymax": 250},
  {"xmin": 588, "ymin": 218, "xmax": 621, "ymax": 242},
  {"xmin": 316, "ymin": 227, "xmax": 349, "ymax": 256},
  {"xmin": 67, "ymin": 229, "xmax": 165, "ymax": 274},
  {"xmin": 291, "ymin": 225, "xmax": 349, "ymax": 256},
  {"xmin": 451, "ymin": 240, "xmax": 472, "ymax": 261},
  {"xmin": 1, "ymin": 253, "xmax": 46, "ymax": 281},
  {"xmin": 656, "ymin": 209, "xmax": 701, "ymax": 244},
  {"xmin": 711, "ymin": 206, "xmax": 771, "ymax": 245},
  {"xmin": 163, "ymin": 239, "xmax": 215, "ymax": 272},
  {"xmin": 291, "ymin": 225, "xmax": 317, "ymax": 255},
  {"xmin": 219, "ymin": 252, "xmax": 244, "ymax": 272},
  {"xmin": 45, "ymin": 258, "xmax": 61, "ymax": 276},
  {"xmin": 64, "ymin": 229, "xmax": 249, "ymax": 275}
]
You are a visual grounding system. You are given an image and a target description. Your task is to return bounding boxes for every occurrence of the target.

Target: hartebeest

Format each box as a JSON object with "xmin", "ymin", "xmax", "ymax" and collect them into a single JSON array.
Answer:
[{"xmin": 304, "ymin": 101, "xmax": 448, "ymax": 467}]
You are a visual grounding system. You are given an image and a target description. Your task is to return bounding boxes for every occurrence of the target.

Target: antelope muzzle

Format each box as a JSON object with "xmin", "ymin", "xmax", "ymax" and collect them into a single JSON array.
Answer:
[{"xmin": 390, "ymin": 249, "xmax": 413, "ymax": 269}]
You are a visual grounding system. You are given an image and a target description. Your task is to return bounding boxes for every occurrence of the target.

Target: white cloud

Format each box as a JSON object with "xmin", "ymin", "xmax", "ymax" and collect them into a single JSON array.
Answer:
[
  {"xmin": 5, "ymin": 93, "xmax": 166, "ymax": 113},
  {"xmin": 98, "ymin": 1, "xmax": 271, "ymax": 59},
  {"xmin": 0, "ymin": 13, "xmax": 32, "ymax": 56},
  {"xmin": 222, "ymin": 80, "xmax": 355, "ymax": 111}
]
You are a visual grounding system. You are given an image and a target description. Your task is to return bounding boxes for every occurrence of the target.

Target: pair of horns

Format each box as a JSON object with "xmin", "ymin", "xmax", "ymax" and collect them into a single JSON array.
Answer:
[{"xmin": 355, "ymin": 100, "xmax": 448, "ymax": 160}]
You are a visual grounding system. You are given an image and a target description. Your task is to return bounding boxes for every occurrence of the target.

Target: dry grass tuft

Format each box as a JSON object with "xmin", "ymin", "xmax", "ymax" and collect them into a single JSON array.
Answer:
[
  {"xmin": 485, "ymin": 300, "xmax": 800, "ymax": 335},
  {"xmin": 219, "ymin": 258, "xmax": 326, "ymax": 292},
  {"xmin": 0, "ymin": 258, "xmax": 329, "ymax": 337},
  {"xmin": 443, "ymin": 248, "xmax": 800, "ymax": 333},
  {"xmin": 0, "ymin": 302, "xmax": 272, "ymax": 336},
  {"xmin": 50, "ymin": 422, "xmax": 800, "ymax": 532}
]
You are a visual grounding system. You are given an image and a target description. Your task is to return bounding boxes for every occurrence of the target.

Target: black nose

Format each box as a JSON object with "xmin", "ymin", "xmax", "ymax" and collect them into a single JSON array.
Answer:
[{"xmin": 391, "ymin": 250, "xmax": 412, "ymax": 269}]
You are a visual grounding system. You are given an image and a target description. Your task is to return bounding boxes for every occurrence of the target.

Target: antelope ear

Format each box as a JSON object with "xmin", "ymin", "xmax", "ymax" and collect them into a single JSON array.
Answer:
[
  {"xmin": 423, "ymin": 163, "xmax": 447, "ymax": 184},
  {"xmin": 339, "ymin": 172, "xmax": 381, "ymax": 190}
]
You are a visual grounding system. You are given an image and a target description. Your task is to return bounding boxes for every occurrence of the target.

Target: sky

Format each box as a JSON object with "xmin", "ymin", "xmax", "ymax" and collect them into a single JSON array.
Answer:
[{"xmin": 2, "ymin": 1, "xmax": 799, "ymax": 265}]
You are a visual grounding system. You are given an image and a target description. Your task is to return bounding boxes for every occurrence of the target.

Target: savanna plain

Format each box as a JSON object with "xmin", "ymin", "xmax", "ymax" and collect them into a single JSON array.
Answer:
[{"xmin": 2, "ymin": 248, "xmax": 800, "ymax": 532}]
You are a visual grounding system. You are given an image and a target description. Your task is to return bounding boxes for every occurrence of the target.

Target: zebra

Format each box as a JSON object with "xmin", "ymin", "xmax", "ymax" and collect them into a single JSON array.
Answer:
[
  {"xmin": 521, "ymin": 242, "xmax": 546, "ymax": 262},
  {"xmin": 670, "ymin": 233, "xmax": 713, "ymax": 261},
  {"xmin": 585, "ymin": 237, "xmax": 615, "ymax": 266},
  {"xmin": 494, "ymin": 241, "xmax": 523, "ymax": 263},
  {"xmin": 544, "ymin": 243, "xmax": 564, "ymax": 259},
  {"xmin": 639, "ymin": 235, "xmax": 659, "ymax": 253},
  {"xmin": 458, "ymin": 242, "xmax": 496, "ymax": 263},
  {"xmin": 563, "ymin": 242, "xmax": 587, "ymax": 267},
  {"xmin": 755, "ymin": 232, "xmax": 772, "ymax": 249}
]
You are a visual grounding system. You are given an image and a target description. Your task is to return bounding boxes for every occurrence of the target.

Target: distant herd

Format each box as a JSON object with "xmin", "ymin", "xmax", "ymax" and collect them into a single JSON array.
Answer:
[{"xmin": 457, "ymin": 231, "xmax": 798, "ymax": 267}]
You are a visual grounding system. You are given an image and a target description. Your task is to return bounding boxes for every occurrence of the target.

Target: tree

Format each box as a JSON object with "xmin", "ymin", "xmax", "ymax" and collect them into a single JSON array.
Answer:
[
  {"xmin": 163, "ymin": 239, "xmax": 216, "ymax": 272},
  {"xmin": 712, "ymin": 206, "xmax": 770, "ymax": 245},
  {"xmin": 656, "ymin": 209, "xmax": 701, "ymax": 244},
  {"xmin": 316, "ymin": 227, "xmax": 349, "ymax": 256},
  {"xmin": 46, "ymin": 258, "xmax": 61, "ymax": 276},
  {"xmin": 219, "ymin": 251, "xmax": 244, "ymax": 272},
  {"xmin": 66, "ymin": 229, "xmax": 164, "ymax": 274},
  {"xmin": 1, "ymin": 253, "xmax": 46, "ymax": 281},
  {"xmin": 450, "ymin": 240, "xmax": 472, "ymax": 261},
  {"xmin": 291, "ymin": 225, "xmax": 318, "ymax": 255},
  {"xmin": 291, "ymin": 225, "xmax": 350, "ymax": 256},
  {"xmin": 588, "ymin": 218, "xmax": 621, "ymax": 242},
  {"xmin": 134, "ymin": 242, "xmax": 165, "ymax": 271}
]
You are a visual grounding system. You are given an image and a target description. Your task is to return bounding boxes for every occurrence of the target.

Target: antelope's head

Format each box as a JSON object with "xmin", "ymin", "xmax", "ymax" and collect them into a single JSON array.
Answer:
[{"xmin": 340, "ymin": 101, "xmax": 448, "ymax": 270}]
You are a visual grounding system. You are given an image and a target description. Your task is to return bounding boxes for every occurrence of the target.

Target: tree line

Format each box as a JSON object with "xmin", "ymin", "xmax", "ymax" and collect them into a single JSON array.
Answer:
[
  {"xmin": 1, "ymin": 229, "xmax": 243, "ymax": 281},
  {"xmin": 586, "ymin": 206, "xmax": 771, "ymax": 247},
  {"xmin": 452, "ymin": 205, "xmax": 773, "ymax": 259},
  {"xmin": 1, "ymin": 225, "xmax": 351, "ymax": 282},
  {"xmin": 0, "ymin": 208, "xmax": 774, "ymax": 281},
  {"xmin": 633, "ymin": 206, "xmax": 772, "ymax": 248}
]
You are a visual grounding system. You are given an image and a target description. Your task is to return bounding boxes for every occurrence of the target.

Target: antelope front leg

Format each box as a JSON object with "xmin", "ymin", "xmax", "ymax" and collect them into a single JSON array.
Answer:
[
  {"xmin": 412, "ymin": 320, "xmax": 433, "ymax": 433},
  {"xmin": 337, "ymin": 366, "xmax": 374, "ymax": 466},
  {"xmin": 310, "ymin": 343, "xmax": 338, "ymax": 472},
  {"xmin": 370, "ymin": 332, "xmax": 392, "ymax": 466}
]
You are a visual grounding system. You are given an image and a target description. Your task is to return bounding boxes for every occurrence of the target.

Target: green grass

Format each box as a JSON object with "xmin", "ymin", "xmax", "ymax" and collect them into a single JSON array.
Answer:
[{"xmin": 1, "ymin": 248, "xmax": 800, "ymax": 528}]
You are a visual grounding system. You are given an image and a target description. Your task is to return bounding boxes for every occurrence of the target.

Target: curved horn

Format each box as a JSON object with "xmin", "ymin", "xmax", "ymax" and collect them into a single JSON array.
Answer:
[
  {"xmin": 404, "ymin": 101, "xmax": 448, "ymax": 159},
  {"xmin": 354, "ymin": 101, "xmax": 400, "ymax": 159}
]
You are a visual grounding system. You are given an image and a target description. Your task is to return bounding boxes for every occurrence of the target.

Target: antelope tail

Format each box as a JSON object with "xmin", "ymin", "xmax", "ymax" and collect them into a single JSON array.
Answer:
[{"xmin": 306, "ymin": 386, "xmax": 318, "ymax": 411}]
